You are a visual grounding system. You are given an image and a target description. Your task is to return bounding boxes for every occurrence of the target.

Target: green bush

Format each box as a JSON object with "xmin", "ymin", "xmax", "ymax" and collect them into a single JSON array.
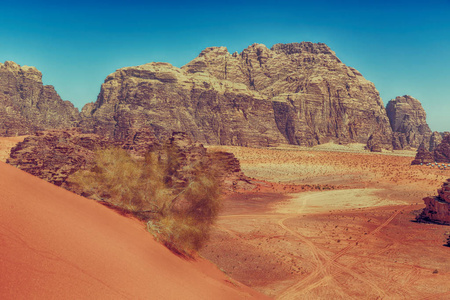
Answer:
[{"xmin": 68, "ymin": 143, "xmax": 221, "ymax": 255}]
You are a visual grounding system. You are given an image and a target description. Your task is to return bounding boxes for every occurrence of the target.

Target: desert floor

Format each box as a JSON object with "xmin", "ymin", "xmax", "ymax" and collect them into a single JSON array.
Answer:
[
  {"xmin": 203, "ymin": 143, "xmax": 450, "ymax": 299},
  {"xmin": 2, "ymin": 137, "xmax": 450, "ymax": 299}
]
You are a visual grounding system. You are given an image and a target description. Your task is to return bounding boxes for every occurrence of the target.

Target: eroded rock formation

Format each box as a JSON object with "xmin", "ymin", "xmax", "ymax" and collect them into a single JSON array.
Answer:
[
  {"xmin": 81, "ymin": 42, "xmax": 393, "ymax": 148},
  {"xmin": 429, "ymin": 131, "xmax": 443, "ymax": 151},
  {"xmin": 0, "ymin": 61, "xmax": 80, "ymax": 136},
  {"xmin": 412, "ymin": 133, "xmax": 450, "ymax": 165},
  {"xmin": 417, "ymin": 178, "xmax": 450, "ymax": 224},
  {"xmin": 7, "ymin": 129, "xmax": 250, "ymax": 192},
  {"xmin": 7, "ymin": 129, "xmax": 111, "ymax": 187},
  {"xmin": 386, "ymin": 95, "xmax": 432, "ymax": 150},
  {"xmin": 411, "ymin": 143, "xmax": 434, "ymax": 165},
  {"xmin": 434, "ymin": 133, "xmax": 450, "ymax": 163},
  {"xmin": 366, "ymin": 132, "xmax": 384, "ymax": 152}
]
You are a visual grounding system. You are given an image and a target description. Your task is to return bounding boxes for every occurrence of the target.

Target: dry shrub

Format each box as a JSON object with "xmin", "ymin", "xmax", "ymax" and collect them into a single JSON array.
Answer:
[
  {"xmin": 68, "ymin": 143, "xmax": 221, "ymax": 255},
  {"xmin": 148, "ymin": 215, "xmax": 210, "ymax": 254}
]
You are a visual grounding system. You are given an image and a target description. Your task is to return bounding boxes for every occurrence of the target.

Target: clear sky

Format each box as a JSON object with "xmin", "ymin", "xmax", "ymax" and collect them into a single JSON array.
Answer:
[{"xmin": 1, "ymin": 0, "xmax": 449, "ymax": 131}]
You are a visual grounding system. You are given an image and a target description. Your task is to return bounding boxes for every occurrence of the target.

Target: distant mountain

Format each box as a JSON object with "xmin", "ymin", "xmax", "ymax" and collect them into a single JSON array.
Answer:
[
  {"xmin": 80, "ymin": 42, "xmax": 394, "ymax": 148},
  {"xmin": 0, "ymin": 61, "xmax": 80, "ymax": 136},
  {"xmin": 1, "ymin": 44, "xmax": 438, "ymax": 150}
]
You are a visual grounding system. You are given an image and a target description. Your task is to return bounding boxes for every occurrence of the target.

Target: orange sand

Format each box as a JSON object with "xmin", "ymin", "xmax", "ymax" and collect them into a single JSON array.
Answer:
[
  {"xmin": 0, "ymin": 161, "xmax": 267, "ymax": 299},
  {"xmin": 202, "ymin": 145, "xmax": 450, "ymax": 299}
]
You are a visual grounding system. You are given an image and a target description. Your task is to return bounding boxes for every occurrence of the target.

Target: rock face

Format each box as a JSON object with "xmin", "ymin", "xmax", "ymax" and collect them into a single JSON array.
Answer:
[
  {"xmin": 184, "ymin": 43, "xmax": 393, "ymax": 147},
  {"xmin": 81, "ymin": 62, "xmax": 285, "ymax": 146},
  {"xmin": 82, "ymin": 42, "xmax": 393, "ymax": 148},
  {"xmin": 429, "ymin": 131, "xmax": 443, "ymax": 152},
  {"xmin": 0, "ymin": 61, "xmax": 80, "ymax": 136},
  {"xmin": 417, "ymin": 179, "xmax": 450, "ymax": 225},
  {"xmin": 386, "ymin": 95, "xmax": 432, "ymax": 149}
]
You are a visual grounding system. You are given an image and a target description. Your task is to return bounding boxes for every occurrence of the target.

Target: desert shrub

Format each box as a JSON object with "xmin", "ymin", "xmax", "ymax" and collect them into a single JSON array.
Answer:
[
  {"xmin": 148, "ymin": 215, "xmax": 210, "ymax": 254},
  {"xmin": 68, "ymin": 143, "xmax": 221, "ymax": 255}
]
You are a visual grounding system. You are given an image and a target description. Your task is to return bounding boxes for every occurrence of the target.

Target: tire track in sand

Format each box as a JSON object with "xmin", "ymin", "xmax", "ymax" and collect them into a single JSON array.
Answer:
[{"xmin": 276, "ymin": 206, "xmax": 407, "ymax": 299}]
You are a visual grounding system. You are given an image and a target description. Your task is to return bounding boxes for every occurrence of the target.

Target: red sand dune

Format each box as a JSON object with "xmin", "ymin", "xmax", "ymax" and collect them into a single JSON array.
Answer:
[{"xmin": 0, "ymin": 161, "xmax": 267, "ymax": 299}]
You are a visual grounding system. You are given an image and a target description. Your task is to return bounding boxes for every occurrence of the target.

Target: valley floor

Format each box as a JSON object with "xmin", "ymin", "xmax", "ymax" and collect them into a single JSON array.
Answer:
[{"xmin": 203, "ymin": 144, "xmax": 450, "ymax": 299}]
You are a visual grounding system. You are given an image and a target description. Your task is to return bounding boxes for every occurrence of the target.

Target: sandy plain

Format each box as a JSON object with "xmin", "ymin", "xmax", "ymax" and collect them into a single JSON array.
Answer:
[{"xmin": 203, "ymin": 143, "xmax": 450, "ymax": 299}]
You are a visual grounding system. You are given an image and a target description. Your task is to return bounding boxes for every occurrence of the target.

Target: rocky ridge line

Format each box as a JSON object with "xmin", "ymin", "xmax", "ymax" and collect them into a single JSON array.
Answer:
[
  {"xmin": 81, "ymin": 42, "xmax": 394, "ymax": 148},
  {"xmin": 0, "ymin": 61, "xmax": 80, "ymax": 136}
]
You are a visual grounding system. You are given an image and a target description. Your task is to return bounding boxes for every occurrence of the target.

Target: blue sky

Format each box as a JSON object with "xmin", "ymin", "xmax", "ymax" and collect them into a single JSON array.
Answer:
[{"xmin": 1, "ymin": 0, "xmax": 449, "ymax": 131}]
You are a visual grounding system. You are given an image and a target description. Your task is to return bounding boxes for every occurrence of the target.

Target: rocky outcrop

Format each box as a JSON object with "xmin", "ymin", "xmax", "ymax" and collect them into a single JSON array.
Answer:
[
  {"xmin": 429, "ymin": 131, "xmax": 443, "ymax": 152},
  {"xmin": 386, "ymin": 95, "xmax": 432, "ymax": 149},
  {"xmin": 82, "ymin": 42, "xmax": 393, "ymax": 148},
  {"xmin": 366, "ymin": 132, "xmax": 384, "ymax": 152},
  {"xmin": 411, "ymin": 143, "xmax": 434, "ymax": 165},
  {"xmin": 7, "ymin": 129, "xmax": 111, "ymax": 187},
  {"xmin": 434, "ymin": 133, "xmax": 450, "ymax": 163},
  {"xmin": 7, "ymin": 129, "xmax": 250, "ymax": 192},
  {"xmin": 412, "ymin": 133, "xmax": 450, "ymax": 165},
  {"xmin": 417, "ymin": 179, "xmax": 450, "ymax": 224},
  {"xmin": 0, "ymin": 61, "xmax": 80, "ymax": 136}
]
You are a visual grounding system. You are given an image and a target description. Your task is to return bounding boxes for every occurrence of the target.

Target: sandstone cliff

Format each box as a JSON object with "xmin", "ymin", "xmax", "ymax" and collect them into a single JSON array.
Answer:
[
  {"xmin": 183, "ymin": 43, "xmax": 393, "ymax": 147},
  {"xmin": 386, "ymin": 95, "xmax": 432, "ymax": 150},
  {"xmin": 0, "ymin": 61, "xmax": 80, "ymax": 136},
  {"xmin": 81, "ymin": 62, "xmax": 286, "ymax": 146},
  {"xmin": 417, "ymin": 178, "xmax": 450, "ymax": 225},
  {"xmin": 82, "ymin": 42, "xmax": 393, "ymax": 148}
]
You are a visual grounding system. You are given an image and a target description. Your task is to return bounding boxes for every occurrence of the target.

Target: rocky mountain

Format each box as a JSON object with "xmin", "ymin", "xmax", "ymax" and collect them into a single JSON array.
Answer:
[
  {"xmin": 80, "ymin": 62, "xmax": 285, "ymax": 146},
  {"xmin": 386, "ymin": 95, "xmax": 432, "ymax": 150},
  {"xmin": 81, "ymin": 42, "xmax": 393, "ymax": 148},
  {"xmin": 0, "ymin": 61, "xmax": 80, "ymax": 136}
]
